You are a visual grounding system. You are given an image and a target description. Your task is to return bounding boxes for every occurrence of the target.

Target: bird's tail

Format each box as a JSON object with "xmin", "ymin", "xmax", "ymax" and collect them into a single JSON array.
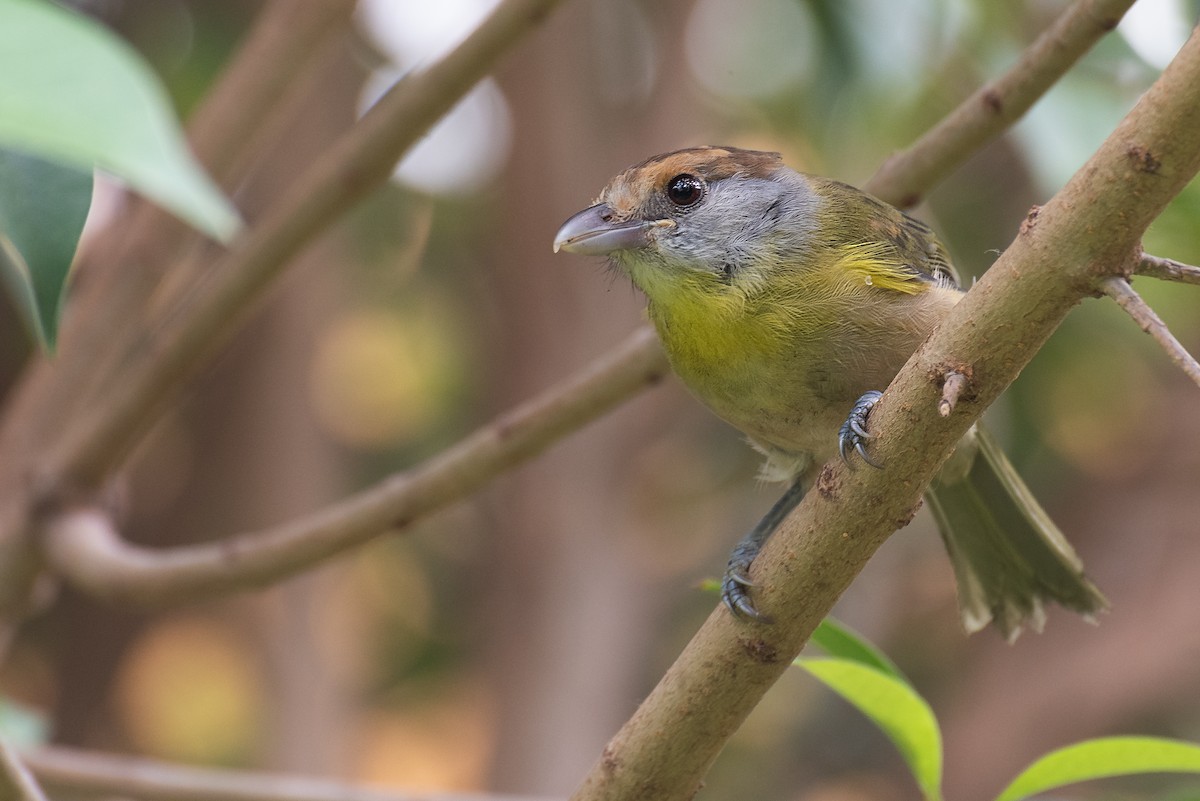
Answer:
[{"xmin": 926, "ymin": 426, "xmax": 1107, "ymax": 641}]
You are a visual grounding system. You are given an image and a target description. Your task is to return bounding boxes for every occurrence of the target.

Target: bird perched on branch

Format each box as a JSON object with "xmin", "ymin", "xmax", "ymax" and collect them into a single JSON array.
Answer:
[{"xmin": 553, "ymin": 145, "xmax": 1105, "ymax": 639}]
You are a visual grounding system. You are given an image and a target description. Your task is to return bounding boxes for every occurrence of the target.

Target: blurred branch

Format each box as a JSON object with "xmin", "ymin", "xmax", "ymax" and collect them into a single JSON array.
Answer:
[
  {"xmin": 186, "ymin": 0, "xmax": 359, "ymax": 184},
  {"xmin": 2, "ymin": 0, "xmax": 357, "ymax": 456},
  {"xmin": 571, "ymin": 26, "xmax": 1200, "ymax": 801},
  {"xmin": 0, "ymin": 0, "xmax": 359, "ymax": 612},
  {"xmin": 40, "ymin": 0, "xmax": 567, "ymax": 493},
  {"xmin": 0, "ymin": 0, "xmax": 566, "ymax": 620},
  {"xmin": 121, "ymin": 0, "xmax": 363, "ymax": 322},
  {"xmin": 1136, "ymin": 252, "xmax": 1200, "ymax": 285},
  {"xmin": 0, "ymin": 741, "xmax": 48, "ymax": 801},
  {"xmin": 866, "ymin": 0, "xmax": 1135, "ymax": 207},
  {"xmin": 1101, "ymin": 276, "xmax": 1200, "ymax": 388},
  {"xmin": 23, "ymin": 745, "xmax": 555, "ymax": 801},
  {"xmin": 42, "ymin": 329, "xmax": 667, "ymax": 606}
]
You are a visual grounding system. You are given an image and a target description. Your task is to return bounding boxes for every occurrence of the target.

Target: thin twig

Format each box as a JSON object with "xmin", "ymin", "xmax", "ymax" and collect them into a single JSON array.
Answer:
[
  {"xmin": 40, "ymin": 0, "xmax": 567, "ymax": 493},
  {"xmin": 1101, "ymin": 276, "xmax": 1200, "ymax": 389},
  {"xmin": 0, "ymin": 741, "xmax": 48, "ymax": 801},
  {"xmin": 1135, "ymin": 252, "xmax": 1200, "ymax": 286},
  {"xmin": 939, "ymin": 370, "xmax": 969, "ymax": 416},
  {"xmin": 43, "ymin": 329, "xmax": 667, "ymax": 606},
  {"xmin": 866, "ymin": 0, "xmax": 1136, "ymax": 206},
  {"xmin": 571, "ymin": 25, "xmax": 1200, "ymax": 801},
  {"xmin": 23, "ymin": 745, "xmax": 555, "ymax": 801}
]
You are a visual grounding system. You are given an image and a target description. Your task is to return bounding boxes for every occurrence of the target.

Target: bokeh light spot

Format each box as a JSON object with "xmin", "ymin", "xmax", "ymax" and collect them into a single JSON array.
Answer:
[
  {"xmin": 309, "ymin": 306, "xmax": 461, "ymax": 448},
  {"xmin": 115, "ymin": 617, "xmax": 263, "ymax": 763}
]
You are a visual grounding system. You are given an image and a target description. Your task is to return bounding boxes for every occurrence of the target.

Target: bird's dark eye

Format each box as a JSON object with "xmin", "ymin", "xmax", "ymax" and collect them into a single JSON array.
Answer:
[{"xmin": 666, "ymin": 174, "xmax": 705, "ymax": 207}]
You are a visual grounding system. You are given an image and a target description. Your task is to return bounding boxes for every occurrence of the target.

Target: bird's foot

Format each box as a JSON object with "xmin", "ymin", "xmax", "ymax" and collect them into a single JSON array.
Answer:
[
  {"xmin": 838, "ymin": 390, "xmax": 884, "ymax": 468},
  {"xmin": 719, "ymin": 478, "xmax": 807, "ymax": 623},
  {"xmin": 721, "ymin": 539, "xmax": 772, "ymax": 622}
]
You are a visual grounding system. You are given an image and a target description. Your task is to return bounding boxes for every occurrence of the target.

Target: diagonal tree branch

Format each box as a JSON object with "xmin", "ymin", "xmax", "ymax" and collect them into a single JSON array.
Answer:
[
  {"xmin": 0, "ymin": 0, "xmax": 361, "ymax": 615},
  {"xmin": 0, "ymin": 0, "xmax": 357, "ymax": 474},
  {"xmin": 0, "ymin": 0, "xmax": 566, "ymax": 621},
  {"xmin": 866, "ymin": 0, "xmax": 1136, "ymax": 206},
  {"xmin": 1101, "ymin": 275, "xmax": 1200, "ymax": 388},
  {"xmin": 0, "ymin": 741, "xmax": 48, "ymax": 801},
  {"xmin": 570, "ymin": 25, "xmax": 1200, "ymax": 801},
  {"xmin": 42, "ymin": 329, "xmax": 667, "ymax": 605},
  {"xmin": 184, "ymin": 0, "xmax": 360, "ymax": 186}
]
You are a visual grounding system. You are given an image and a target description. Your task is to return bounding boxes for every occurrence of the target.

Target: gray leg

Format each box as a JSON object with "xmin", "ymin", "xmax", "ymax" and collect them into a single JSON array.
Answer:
[{"xmin": 721, "ymin": 478, "xmax": 807, "ymax": 621}]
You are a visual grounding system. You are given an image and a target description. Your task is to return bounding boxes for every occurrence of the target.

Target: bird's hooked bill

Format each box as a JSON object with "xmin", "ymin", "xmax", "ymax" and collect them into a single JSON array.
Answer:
[{"xmin": 553, "ymin": 203, "xmax": 665, "ymax": 255}]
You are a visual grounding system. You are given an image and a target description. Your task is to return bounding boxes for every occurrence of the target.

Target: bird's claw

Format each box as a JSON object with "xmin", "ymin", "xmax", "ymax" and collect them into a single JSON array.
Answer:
[
  {"xmin": 838, "ymin": 390, "xmax": 884, "ymax": 469},
  {"xmin": 721, "ymin": 545, "xmax": 772, "ymax": 622}
]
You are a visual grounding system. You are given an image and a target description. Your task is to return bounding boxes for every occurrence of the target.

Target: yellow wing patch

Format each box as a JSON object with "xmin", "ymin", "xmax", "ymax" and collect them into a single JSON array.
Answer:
[{"xmin": 834, "ymin": 241, "xmax": 929, "ymax": 295}]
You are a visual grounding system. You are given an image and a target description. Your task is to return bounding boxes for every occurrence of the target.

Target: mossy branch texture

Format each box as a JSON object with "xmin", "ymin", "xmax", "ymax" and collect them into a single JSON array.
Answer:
[{"xmin": 570, "ymin": 26, "xmax": 1200, "ymax": 801}]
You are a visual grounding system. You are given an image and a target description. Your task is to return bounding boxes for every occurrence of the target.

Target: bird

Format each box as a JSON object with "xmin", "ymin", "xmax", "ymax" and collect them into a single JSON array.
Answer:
[{"xmin": 553, "ymin": 145, "xmax": 1105, "ymax": 640}]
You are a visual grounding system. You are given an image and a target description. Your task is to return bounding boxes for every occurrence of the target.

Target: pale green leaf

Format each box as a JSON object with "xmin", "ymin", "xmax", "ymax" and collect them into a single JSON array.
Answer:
[
  {"xmin": 995, "ymin": 736, "xmax": 1200, "ymax": 801},
  {"xmin": 798, "ymin": 658, "xmax": 943, "ymax": 801},
  {"xmin": 0, "ymin": 0, "xmax": 240, "ymax": 241},
  {"xmin": 0, "ymin": 147, "xmax": 91, "ymax": 349},
  {"xmin": 810, "ymin": 618, "xmax": 906, "ymax": 683}
]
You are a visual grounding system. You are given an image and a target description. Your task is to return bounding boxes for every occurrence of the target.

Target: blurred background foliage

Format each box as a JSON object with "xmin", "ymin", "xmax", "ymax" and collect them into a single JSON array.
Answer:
[{"xmin": 1, "ymin": 0, "xmax": 1199, "ymax": 800}]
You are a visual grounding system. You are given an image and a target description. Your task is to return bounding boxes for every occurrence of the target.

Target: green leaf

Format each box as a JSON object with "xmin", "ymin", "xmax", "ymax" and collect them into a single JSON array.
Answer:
[
  {"xmin": 798, "ymin": 658, "xmax": 943, "ymax": 801},
  {"xmin": 810, "ymin": 618, "xmax": 906, "ymax": 683},
  {"xmin": 0, "ymin": 148, "xmax": 92, "ymax": 349},
  {"xmin": 995, "ymin": 736, "xmax": 1200, "ymax": 801},
  {"xmin": 0, "ymin": 0, "xmax": 240, "ymax": 241}
]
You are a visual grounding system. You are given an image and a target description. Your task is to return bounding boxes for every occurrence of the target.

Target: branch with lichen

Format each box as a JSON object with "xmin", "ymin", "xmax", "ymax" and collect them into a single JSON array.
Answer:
[{"xmin": 570, "ymin": 25, "xmax": 1200, "ymax": 801}]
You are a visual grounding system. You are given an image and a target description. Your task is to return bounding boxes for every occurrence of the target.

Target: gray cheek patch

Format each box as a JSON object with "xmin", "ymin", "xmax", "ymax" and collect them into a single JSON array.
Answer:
[{"xmin": 658, "ymin": 174, "xmax": 821, "ymax": 275}]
